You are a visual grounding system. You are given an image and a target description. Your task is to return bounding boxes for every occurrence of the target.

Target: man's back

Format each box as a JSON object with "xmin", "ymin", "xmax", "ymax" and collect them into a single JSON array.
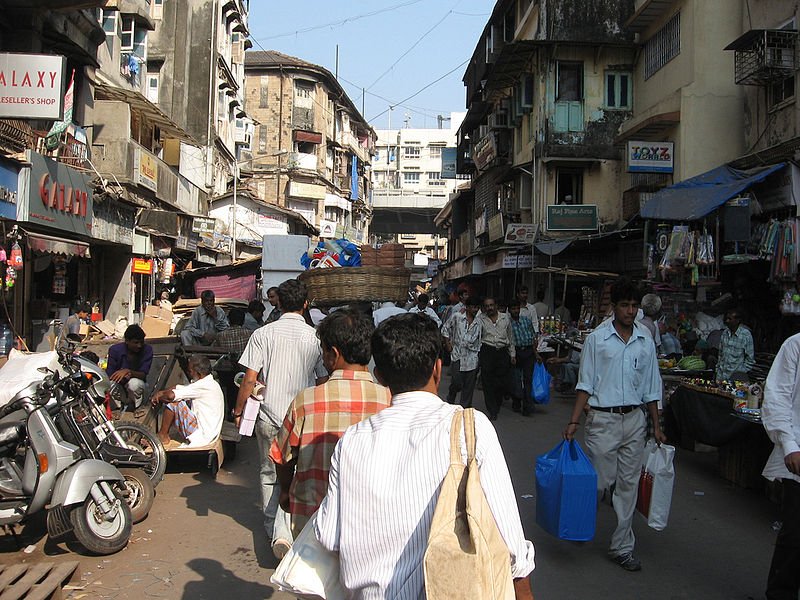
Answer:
[{"xmin": 316, "ymin": 392, "xmax": 534, "ymax": 598}]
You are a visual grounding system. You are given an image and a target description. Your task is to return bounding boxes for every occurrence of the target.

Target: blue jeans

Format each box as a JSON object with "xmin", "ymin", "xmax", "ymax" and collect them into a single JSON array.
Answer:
[{"xmin": 255, "ymin": 416, "xmax": 292, "ymax": 545}]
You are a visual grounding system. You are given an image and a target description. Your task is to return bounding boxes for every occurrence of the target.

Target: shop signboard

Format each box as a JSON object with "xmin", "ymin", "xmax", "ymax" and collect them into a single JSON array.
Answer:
[
  {"xmin": 488, "ymin": 213, "xmax": 505, "ymax": 242},
  {"xmin": 92, "ymin": 198, "xmax": 135, "ymax": 245},
  {"xmin": 472, "ymin": 133, "xmax": 497, "ymax": 171},
  {"xmin": 134, "ymin": 146, "xmax": 158, "ymax": 192},
  {"xmin": 475, "ymin": 210, "xmax": 487, "ymax": 236},
  {"xmin": 504, "ymin": 223, "xmax": 537, "ymax": 245},
  {"xmin": 440, "ymin": 147, "xmax": 457, "ymax": 179},
  {"xmin": 131, "ymin": 258, "xmax": 153, "ymax": 275},
  {"xmin": 319, "ymin": 219, "xmax": 336, "ymax": 238},
  {"xmin": 19, "ymin": 151, "xmax": 93, "ymax": 236},
  {"xmin": 627, "ymin": 141, "xmax": 674, "ymax": 173},
  {"xmin": 546, "ymin": 204, "xmax": 598, "ymax": 231},
  {"xmin": 502, "ymin": 254, "xmax": 533, "ymax": 269},
  {"xmin": 0, "ymin": 158, "xmax": 18, "ymax": 219},
  {"xmin": 0, "ymin": 53, "xmax": 67, "ymax": 120},
  {"xmin": 289, "ymin": 181, "xmax": 326, "ymax": 200},
  {"xmin": 192, "ymin": 217, "xmax": 216, "ymax": 234}
]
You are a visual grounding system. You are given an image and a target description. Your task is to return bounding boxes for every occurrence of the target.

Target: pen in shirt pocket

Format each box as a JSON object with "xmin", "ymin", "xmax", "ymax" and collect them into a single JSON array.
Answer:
[{"xmin": 634, "ymin": 357, "xmax": 638, "ymax": 368}]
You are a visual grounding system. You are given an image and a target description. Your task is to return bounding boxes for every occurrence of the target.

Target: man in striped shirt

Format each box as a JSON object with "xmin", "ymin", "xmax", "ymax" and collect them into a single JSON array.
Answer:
[
  {"xmin": 235, "ymin": 279, "xmax": 327, "ymax": 558},
  {"xmin": 270, "ymin": 308, "xmax": 391, "ymax": 537},
  {"xmin": 315, "ymin": 313, "xmax": 536, "ymax": 599}
]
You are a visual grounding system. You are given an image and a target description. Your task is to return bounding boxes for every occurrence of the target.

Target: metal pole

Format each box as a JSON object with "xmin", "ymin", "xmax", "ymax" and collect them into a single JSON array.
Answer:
[{"xmin": 232, "ymin": 164, "xmax": 237, "ymax": 260}]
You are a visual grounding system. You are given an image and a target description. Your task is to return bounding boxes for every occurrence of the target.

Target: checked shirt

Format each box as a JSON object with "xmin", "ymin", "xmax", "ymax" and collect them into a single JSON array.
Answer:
[{"xmin": 269, "ymin": 369, "xmax": 392, "ymax": 517}]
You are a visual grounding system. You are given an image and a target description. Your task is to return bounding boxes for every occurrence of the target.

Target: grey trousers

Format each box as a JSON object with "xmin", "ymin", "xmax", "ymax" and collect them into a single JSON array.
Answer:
[
  {"xmin": 584, "ymin": 408, "xmax": 646, "ymax": 557},
  {"xmin": 255, "ymin": 416, "xmax": 292, "ymax": 545}
]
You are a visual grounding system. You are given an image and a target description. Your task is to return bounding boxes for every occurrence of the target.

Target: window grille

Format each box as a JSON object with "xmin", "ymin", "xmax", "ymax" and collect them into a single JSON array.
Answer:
[{"xmin": 644, "ymin": 12, "xmax": 680, "ymax": 80}]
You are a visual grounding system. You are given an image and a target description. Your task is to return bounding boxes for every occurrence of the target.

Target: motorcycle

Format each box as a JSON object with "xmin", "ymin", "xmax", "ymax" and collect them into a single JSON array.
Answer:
[{"xmin": 0, "ymin": 367, "xmax": 132, "ymax": 555}]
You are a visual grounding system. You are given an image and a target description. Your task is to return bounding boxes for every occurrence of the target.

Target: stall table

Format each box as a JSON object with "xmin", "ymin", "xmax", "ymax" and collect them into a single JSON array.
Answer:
[{"xmin": 665, "ymin": 384, "xmax": 772, "ymax": 488}]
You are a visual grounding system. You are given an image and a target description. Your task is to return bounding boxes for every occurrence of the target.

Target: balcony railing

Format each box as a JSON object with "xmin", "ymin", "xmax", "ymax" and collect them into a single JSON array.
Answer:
[
  {"xmin": 727, "ymin": 29, "xmax": 799, "ymax": 86},
  {"xmin": 0, "ymin": 119, "xmax": 89, "ymax": 169}
]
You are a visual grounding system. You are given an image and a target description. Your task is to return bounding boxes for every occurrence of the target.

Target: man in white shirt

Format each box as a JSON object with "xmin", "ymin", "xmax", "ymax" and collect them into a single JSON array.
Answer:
[
  {"xmin": 442, "ymin": 296, "xmax": 482, "ymax": 407},
  {"xmin": 517, "ymin": 286, "xmax": 540, "ymax": 333},
  {"xmin": 315, "ymin": 313, "xmax": 536, "ymax": 599},
  {"xmin": 372, "ymin": 300, "xmax": 406, "ymax": 326},
  {"xmin": 762, "ymin": 333, "xmax": 800, "ymax": 599},
  {"xmin": 151, "ymin": 355, "xmax": 224, "ymax": 449},
  {"xmin": 478, "ymin": 296, "xmax": 517, "ymax": 421},
  {"xmin": 407, "ymin": 292, "xmax": 442, "ymax": 327},
  {"xmin": 235, "ymin": 279, "xmax": 327, "ymax": 558}
]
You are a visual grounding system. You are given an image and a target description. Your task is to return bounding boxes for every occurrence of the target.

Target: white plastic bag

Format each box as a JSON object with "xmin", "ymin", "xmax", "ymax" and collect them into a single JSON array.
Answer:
[
  {"xmin": 636, "ymin": 440, "xmax": 675, "ymax": 531},
  {"xmin": 0, "ymin": 350, "xmax": 59, "ymax": 407},
  {"xmin": 270, "ymin": 512, "xmax": 345, "ymax": 600}
]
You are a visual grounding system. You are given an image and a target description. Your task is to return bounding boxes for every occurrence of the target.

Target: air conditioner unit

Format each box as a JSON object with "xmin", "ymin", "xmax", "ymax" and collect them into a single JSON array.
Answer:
[{"xmin": 488, "ymin": 111, "xmax": 510, "ymax": 129}]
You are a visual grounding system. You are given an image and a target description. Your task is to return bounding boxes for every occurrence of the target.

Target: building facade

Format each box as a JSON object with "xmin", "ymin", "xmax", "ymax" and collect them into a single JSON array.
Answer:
[{"xmin": 242, "ymin": 50, "xmax": 376, "ymax": 245}]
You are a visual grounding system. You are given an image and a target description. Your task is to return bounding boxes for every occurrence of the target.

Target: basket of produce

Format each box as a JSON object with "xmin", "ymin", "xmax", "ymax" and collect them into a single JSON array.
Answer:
[{"xmin": 298, "ymin": 266, "xmax": 411, "ymax": 305}]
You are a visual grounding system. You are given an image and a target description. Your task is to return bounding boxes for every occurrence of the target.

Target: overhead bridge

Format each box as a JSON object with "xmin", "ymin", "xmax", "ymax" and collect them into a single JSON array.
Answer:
[{"xmin": 369, "ymin": 189, "xmax": 448, "ymax": 235}]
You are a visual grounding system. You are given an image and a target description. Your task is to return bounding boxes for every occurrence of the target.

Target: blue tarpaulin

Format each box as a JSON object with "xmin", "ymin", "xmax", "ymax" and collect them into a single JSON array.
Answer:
[{"xmin": 640, "ymin": 162, "xmax": 786, "ymax": 221}]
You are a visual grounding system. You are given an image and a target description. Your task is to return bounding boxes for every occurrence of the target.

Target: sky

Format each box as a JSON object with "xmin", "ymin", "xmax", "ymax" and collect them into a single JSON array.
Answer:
[{"xmin": 247, "ymin": 1, "xmax": 493, "ymax": 131}]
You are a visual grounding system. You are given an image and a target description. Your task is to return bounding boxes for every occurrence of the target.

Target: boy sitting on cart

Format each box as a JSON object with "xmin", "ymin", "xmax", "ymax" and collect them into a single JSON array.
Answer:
[{"xmin": 150, "ymin": 355, "xmax": 224, "ymax": 450}]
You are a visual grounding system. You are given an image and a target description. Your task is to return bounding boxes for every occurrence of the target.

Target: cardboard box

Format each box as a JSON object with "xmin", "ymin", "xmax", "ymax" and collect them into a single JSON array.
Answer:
[{"xmin": 141, "ymin": 305, "xmax": 174, "ymax": 338}]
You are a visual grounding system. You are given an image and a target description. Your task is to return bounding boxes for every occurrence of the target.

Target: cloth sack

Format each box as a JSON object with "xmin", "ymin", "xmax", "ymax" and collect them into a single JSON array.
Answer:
[
  {"xmin": 636, "ymin": 440, "xmax": 676, "ymax": 531},
  {"xmin": 424, "ymin": 408, "xmax": 514, "ymax": 600},
  {"xmin": 532, "ymin": 361, "xmax": 552, "ymax": 404},
  {"xmin": 270, "ymin": 512, "xmax": 345, "ymax": 600},
  {"xmin": 535, "ymin": 439, "xmax": 597, "ymax": 541}
]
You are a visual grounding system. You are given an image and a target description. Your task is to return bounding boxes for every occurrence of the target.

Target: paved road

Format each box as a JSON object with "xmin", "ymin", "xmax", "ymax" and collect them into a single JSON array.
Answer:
[{"xmin": 0, "ymin": 375, "xmax": 779, "ymax": 599}]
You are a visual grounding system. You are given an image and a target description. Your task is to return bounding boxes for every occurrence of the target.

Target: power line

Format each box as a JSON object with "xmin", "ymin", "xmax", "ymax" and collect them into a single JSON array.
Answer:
[
  {"xmin": 368, "ymin": 59, "xmax": 470, "ymax": 122},
  {"xmin": 338, "ymin": 76, "xmax": 442, "ymax": 121},
  {"xmin": 254, "ymin": 0, "xmax": 425, "ymax": 42}
]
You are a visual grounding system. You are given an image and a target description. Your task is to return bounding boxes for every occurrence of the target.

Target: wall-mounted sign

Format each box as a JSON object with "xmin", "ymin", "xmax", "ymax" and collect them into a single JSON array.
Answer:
[
  {"xmin": 19, "ymin": 151, "xmax": 93, "ymax": 236},
  {"xmin": 440, "ymin": 147, "xmax": 457, "ymax": 179},
  {"xmin": 474, "ymin": 210, "xmax": 487, "ymax": 236},
  {"xmin": 0, "ymin": 158, "xmax": 18, "ymax": 219},
  {"xmin": 93, "ymin": 198, "xmax": 135, "ymax": 246},
  {"xmin": 135, "ymin": 146, "xmax": 158, "ymax": 192},
  {"xmin": 546, "ymin": 204, "xmax": 598, "ymax": 231},
  {"xmin": 472, "ymin": 133, "xmax": 496, "ymax": 171},
  {"xmin": 503, "ymin": 254, "xmax": 533, "ymax": 269},
  {"xmin": 289, "ymin": 181, "xmax": 326, "ymax": 200},
  {"xmin": 488, "ymin": 213, "xmax": 505, "ymax": 242},
  {"xmin": 192, "ymin": 217, "xmax": 216, "ymax": 234},
  {"xmin": 131, "ymin": 258, "xmax": 153, "ymax": 275},
  {"xmin": 0, "ymin": 53, "xmax": 67, "ymax": 120},
  {"xmin": 627, "ymin": 141, "xmax": 674, "ymax": 173},
  {"xmin": 504, "ymin": 223, "xmax": 538, "ymax": 245},
  {"xmin": 319, "ymin": 219, "xmax": 337, "ymax": 238}
]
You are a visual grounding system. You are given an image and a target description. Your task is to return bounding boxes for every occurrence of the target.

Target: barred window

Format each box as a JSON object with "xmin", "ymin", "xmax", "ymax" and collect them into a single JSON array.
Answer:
[{"xmin": 644, "ymin": 12, "xmax": 680, "ymax": 80}]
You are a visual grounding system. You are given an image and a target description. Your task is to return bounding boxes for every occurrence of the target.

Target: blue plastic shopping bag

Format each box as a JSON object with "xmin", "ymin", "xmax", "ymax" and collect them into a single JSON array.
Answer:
[
  {"xmin": 535, "ymin": 439, "xmax": 597, "ymax": 541},
  {"xmin": 532, "ymin": 362, "xmax": 552, "ymax": 404}
]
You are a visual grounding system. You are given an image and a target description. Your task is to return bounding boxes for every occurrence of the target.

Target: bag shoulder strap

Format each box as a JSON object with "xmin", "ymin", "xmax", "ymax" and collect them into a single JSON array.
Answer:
[
  {"xmin": 463, "ymin": 408, "xmax": 476, "ymax": 463},
  {"xmin": 449, "ymin": 409, "xmax": 464, "ymax": 465}
]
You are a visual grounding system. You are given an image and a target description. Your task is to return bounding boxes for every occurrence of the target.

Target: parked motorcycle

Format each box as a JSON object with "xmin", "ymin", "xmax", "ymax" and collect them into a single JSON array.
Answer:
[{"xmin": 0, "ymin": 367, "xmax": 132, "ymax": 555}]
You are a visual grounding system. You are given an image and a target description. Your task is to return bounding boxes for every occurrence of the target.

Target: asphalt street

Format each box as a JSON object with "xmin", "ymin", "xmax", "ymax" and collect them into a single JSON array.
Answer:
[{"xmin": 0, "ymin": 374, "xmax": 781, "ymax": 599}]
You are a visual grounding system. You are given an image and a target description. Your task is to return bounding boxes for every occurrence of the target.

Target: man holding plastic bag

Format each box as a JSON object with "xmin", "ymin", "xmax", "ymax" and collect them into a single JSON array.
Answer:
[{"xmin": 563, "ymin": 278, "xmax": 666, "ymax": 572}]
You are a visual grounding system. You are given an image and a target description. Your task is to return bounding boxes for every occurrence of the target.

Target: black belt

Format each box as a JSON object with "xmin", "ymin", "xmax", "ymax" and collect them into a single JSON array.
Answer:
[
  {"xmin": 591, "ymin": 405, "xmax": 640, "ymax": 414},
  {"xmin": 517, "ymin": 345, "xmax": 533, "ymax": 350}
]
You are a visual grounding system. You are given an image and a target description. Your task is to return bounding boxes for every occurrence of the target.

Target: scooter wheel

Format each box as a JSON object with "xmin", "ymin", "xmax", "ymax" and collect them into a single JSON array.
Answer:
[
  {"xmin": 112, "ymin": 422, "xmax": 167, "ymax": 486},
  {"xmin": 118, "ymin": 468, "xmax": 155, "ymax": 524},
  {"xmin": 71, "ymin": 485, "xmax": 132, "ymax": 555}
]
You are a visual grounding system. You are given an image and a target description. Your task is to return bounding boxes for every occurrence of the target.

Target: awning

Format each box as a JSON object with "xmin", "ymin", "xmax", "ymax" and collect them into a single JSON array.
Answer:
[
  {"xmin": 137, "ymin": 209, "xmax": 179, "ymax": 238},
  {"xmin": 640, "ymin": 162, "xmax": 787, "ymax": 221},
  {"xmin": 27, "ymin": 232, "xmax": 91, "ymax": 258}
]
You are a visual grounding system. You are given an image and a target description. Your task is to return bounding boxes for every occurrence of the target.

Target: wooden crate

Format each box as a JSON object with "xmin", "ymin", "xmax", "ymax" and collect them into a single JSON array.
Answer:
[{"xmin": 0, "ymin": 561, "xmax": 81, "ymax": 600}]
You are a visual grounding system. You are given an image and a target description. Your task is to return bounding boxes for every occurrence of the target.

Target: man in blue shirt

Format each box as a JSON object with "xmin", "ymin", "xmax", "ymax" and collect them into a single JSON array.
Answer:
[
  {"xmin": 106, "ymin": 324, "xmax": 153, "ymax": 409},
  {"xmin": 564, "ymin": 278, "xmax": 666, "ymax": 572},
  {"xmin": 509, "ymin": 299, "xmax": 538, "ymax": 416}
]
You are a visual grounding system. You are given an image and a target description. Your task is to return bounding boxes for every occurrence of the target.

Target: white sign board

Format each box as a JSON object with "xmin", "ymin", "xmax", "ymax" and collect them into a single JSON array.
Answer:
[
  {"xmin": 502, "ymin": 254, "xmax": 533, "ymax": 269},
  {"xmin": 627, "ymin": 141, "xmax": 674, "ymax": 173},
  {"xmin": 504, "ymin": 223, "xmax": 538, "ymax": 245},
  {"xmin": 0, "ymin": 53, "xmax": 67, "ymax": 120},
  {"xmin": 319, "ymin": 219, "xmax": 337, "ymax": 238}
]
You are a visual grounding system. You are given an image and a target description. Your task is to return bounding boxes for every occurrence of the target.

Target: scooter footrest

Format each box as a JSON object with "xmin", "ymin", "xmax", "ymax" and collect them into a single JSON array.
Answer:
[{"xmin": 47, "ymin": 504, "xmax": 73, "ymax": 539}]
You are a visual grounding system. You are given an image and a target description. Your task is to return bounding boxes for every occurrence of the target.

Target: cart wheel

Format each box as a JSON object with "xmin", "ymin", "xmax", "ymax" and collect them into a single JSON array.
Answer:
[{"xmin": 209, "ymin": 451, "xmax": 219, "ymax": 478}]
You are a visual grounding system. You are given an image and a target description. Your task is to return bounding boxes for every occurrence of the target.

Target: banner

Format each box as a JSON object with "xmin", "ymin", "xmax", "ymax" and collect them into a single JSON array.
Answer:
[
  {"xmin": 0, "ymin": 53, "xmax": 67, "ymax": 120},
  {"xmin": 45, "ymin": 69, "xmax": 74, "ymax": 150},
  {"xmin": 441, "ymin": 147, "xmax": 457, "ymax": 179}
]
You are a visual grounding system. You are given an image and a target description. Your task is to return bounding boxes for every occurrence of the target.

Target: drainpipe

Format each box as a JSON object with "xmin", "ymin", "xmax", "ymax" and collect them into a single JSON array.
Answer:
[
  {"xmin": 276, "ymin": 66, "xmax": 284, "ymax": 206},
  {"xmin": 207, "ymin": 0, "xmax": 218, "ymax": 189}
]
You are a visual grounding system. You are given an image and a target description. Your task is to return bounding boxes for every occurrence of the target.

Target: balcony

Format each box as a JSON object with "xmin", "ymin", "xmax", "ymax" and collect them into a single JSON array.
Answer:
[
  {"xmin": 726, "ymin": 29, "xmax": 799, "ymax": 86},
  {"xmin": 372, "ymin": 188, "xmax": 449, "ymax": 209},
  {"xmin": 0, "ymin": 119, "xmax": 89, "ymax": 168},
  {"xmin": 286, "ymin": 151, "xmax": 318, "ymax": 171}
]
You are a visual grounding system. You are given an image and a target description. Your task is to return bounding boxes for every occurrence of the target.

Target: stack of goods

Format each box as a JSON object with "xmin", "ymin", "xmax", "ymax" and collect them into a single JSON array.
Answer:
[
  {"xmin": 360, "ymin": 245, "xmax": 378, "ymax": 267},
  {"xmin": 301, "ymin": 239, "xmax": 361, "ymax": 270},
  {"xmin": 655, "ymin": 225, "xmax": 716, "ymax": 284},
  {"xmin": 578, "ymin": 286, "xmax": 599, "ymax": 329},
  {"xmin": 539, "ymin": 316, "xmax": 566, "ymax": 335},
  {"xmin": 376, "ymin": 243, "xmax": 405, "ymax": 268}
]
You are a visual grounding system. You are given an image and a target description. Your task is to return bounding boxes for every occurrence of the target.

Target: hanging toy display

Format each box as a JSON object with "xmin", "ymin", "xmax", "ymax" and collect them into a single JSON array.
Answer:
[
  {"xmin": 52, "ymin": 256, "xmax": 67, "ymax": 295},
  {"xmin": 9, "ymin": 242, "xmax": 22, "ymax": 269},
  {"xmin": 4, "ymin": 266, "xmax": 15, "ymax": 289}
]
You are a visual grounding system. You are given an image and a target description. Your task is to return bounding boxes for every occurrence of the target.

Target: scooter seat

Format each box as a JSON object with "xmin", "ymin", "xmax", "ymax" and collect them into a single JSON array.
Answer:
[{"xmin": 0, "ymin": 421, "xmax": 24, "ymax": 456}]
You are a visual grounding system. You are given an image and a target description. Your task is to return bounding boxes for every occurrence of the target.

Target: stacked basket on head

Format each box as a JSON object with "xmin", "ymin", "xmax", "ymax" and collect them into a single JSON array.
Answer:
[{"xmin": 299, "ymin": 243, "xmax": 410, "ymax": 305}]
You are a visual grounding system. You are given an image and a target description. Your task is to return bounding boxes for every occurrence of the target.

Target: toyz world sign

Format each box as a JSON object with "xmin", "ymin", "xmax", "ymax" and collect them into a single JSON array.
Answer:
[
  {"xmin": 627, "ymin": 141, "xmax": 674, "ymax": 173},
  {"xmin": 0, "ymin": 53, "xmax": 67, "ymax": 120}
]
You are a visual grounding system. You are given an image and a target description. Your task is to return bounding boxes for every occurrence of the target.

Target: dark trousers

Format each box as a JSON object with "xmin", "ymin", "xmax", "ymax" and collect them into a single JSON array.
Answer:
[
  {"xmin": 513, "ymin": 346, "xmax": 536, "ymax": 414},
  {"xmin": 767, "ymin": 478, "xmax": 800, "ymax": 599},
  {"xmin": 446, "ymin": 361, "xmax": 479, "ymax": 408},
  {"xmin": 479, "ymin": 345, "xmax": 513, "ymax": 418}
]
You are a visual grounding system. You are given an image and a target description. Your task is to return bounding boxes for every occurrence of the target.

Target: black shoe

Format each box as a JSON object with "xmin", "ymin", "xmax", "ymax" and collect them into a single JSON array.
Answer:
[{"xmin": 611, "ymin": 553, "xmax": 641, "ymax": 572}]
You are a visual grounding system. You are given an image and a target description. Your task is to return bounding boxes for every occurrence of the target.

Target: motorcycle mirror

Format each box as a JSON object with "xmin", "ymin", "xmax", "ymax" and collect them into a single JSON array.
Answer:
[{"xmin": 37, "ymin": 367, "xmax": 52, "ymax": 374}]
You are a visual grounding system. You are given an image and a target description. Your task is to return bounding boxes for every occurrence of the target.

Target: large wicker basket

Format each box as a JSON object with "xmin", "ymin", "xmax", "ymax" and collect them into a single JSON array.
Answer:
[{"xmin": 298, "ymin": 266, "xmax": 411, "ymax": 305}]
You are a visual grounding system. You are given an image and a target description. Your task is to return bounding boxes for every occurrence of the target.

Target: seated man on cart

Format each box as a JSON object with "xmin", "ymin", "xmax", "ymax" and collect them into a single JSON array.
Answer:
[
  {"xmin": 150, "ymin": 354, "xmax": 224, "ymax": 450},
  {"xmin": 106, "ymin": 324, "xmax": 153, "ymax": 410}
]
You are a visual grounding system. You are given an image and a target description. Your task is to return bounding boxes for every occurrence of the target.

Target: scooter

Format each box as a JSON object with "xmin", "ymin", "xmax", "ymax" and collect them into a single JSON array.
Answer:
[{"xmin": 0, "ymin": 367, "xmax": 132, "ymax": 555}]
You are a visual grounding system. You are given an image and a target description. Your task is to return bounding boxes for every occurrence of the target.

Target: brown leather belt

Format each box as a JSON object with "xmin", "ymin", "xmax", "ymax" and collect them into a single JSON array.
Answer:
[{"xmin": 591, "ymin": 405, "xmax": 640, "ymax": 415}]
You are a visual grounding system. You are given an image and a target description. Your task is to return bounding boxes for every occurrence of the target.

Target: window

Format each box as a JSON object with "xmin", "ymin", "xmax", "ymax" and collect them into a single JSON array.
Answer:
[
  {"xmin": 98, "ymin": 9, "xmax": 116, "ymax": 53},
  {"xmin": 556, "ymin": 169, "xmax": 583, "ymax": 204},
  {"xmin": 259, "ymin": 76, "xmax": 268, "ymax": 108},
  {"xmin": 294, "ymin": 80, "xmax": 315, "ymax": 109},
  {"xmin": 605, "ymin": 71, "xmax": 632, "ymax": 109},
  {"xmin": 146, "ymin": 72, "xmax": 159, "ymax": 103},
  {"xmin": 644, "ymin": 12, "xmax": 680, "ymax": 80},
  {"xmin": 403, "ymin": 145, "xmax": 420, "ymax": 158},
  {"xmin": 428, "ymin": 144, "xmax": 443, "ymax": 158},
  {"xmin": 769, "ymin": 77, "xmax": 795, "ymax": 107},
  {"xmin": 427, "ymin": 172, "xmax": 445, "ymax": 186},
  {"xmin": 121, "ymin": 16, "xmax": 147, "ymax": 59},
  {"xmin": 556, "ymin": 63, "xmax": 583, "ymax": 101},
  {"xmin": 150, "ymin": 0, "xmax": 163, "ymax": 20},
  {"xmin": 258, "ymin": 125, "xmax": 267, "ymax": 153},
  {"xmin": 403, "ymin": 172, "xmax": 420, "ymax": 185}
]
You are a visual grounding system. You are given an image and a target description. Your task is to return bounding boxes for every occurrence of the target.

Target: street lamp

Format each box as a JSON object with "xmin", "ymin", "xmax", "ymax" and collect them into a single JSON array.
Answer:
[{"xmin": 231, "ymin": 149, "xmax": 288, "ymax": 259}]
